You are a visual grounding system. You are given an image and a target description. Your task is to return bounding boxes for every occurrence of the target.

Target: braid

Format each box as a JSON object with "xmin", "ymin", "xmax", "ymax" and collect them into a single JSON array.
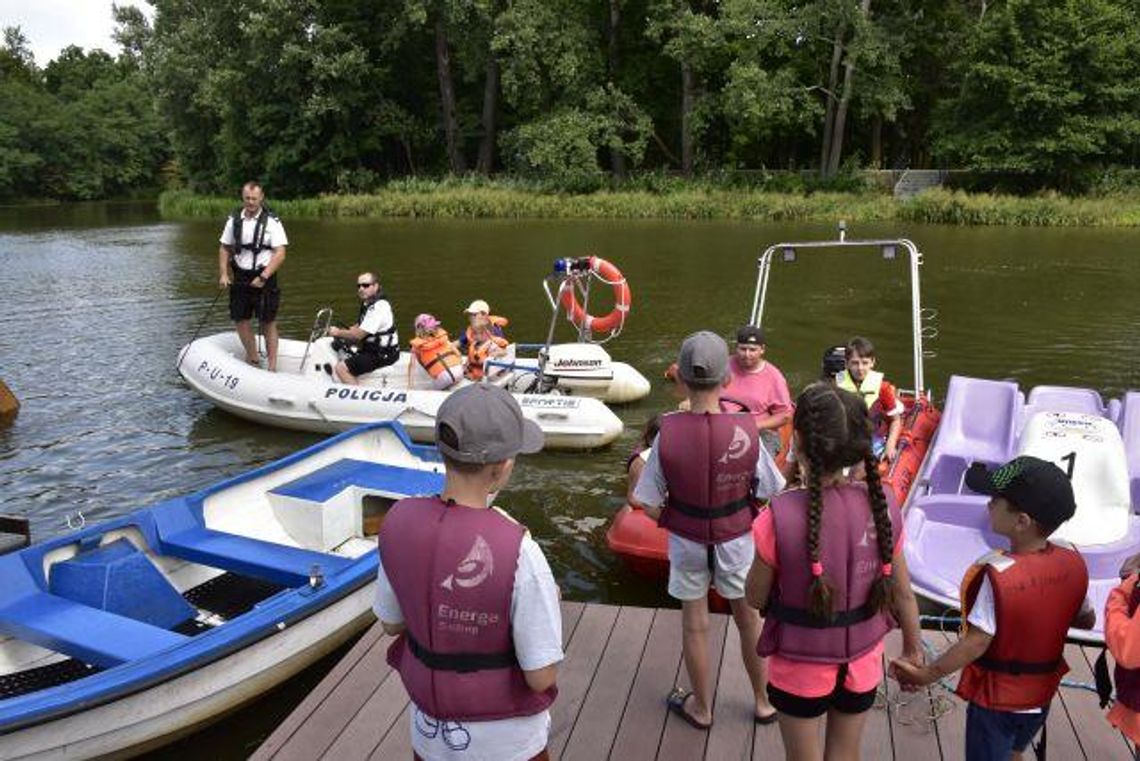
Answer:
[
  {"xmin": 863, "ymin": 450, "xmax": 897, "ymax": 615},
  {"xmin": 804, "ymin": 399, "xmax": 834, "ymax": 620}
]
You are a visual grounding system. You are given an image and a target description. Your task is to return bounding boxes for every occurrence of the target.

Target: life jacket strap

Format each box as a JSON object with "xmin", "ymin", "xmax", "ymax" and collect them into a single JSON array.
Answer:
[
  {"xmin": 975, "ymin": 655, "xmax": 1061, "ymax": 676},
  {"xmin": 406, "ymin": 633, "xmax": 517, "ymax": 673},
  {"xmin": 667, "ymin": 495, "xmax": 754, "ymax": 520},
  {"xmin": 766, "ymin": 599, "xmax": 878, "ymax": 629}
]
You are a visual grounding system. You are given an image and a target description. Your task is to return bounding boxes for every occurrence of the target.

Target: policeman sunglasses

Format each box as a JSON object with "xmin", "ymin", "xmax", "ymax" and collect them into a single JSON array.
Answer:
[{"xmin": 356, "ymin": 281, "xmax": 377, "ymax": 288}]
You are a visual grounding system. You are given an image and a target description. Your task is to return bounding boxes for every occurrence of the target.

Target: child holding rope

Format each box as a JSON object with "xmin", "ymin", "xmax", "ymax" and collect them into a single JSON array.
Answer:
[{"xmin": 746, "ymin": 382, "xmax": 923, "ymax": 759}]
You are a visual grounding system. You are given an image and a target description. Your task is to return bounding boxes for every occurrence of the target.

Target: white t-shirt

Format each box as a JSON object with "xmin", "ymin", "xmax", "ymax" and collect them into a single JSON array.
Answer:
[
  {"xmin": 360, "ymin": 299, "xmax": 397, "ymax": 347},
  {"xmin": 633, "ymin": 429, "xmax": 785, "ymax": 572},
  {"xmin": 966, "ymin": 574, "xmax": 1044, "ymax": 713},
  {"xmin": 374, "ymin": 532, "xmax": 563, "ymax": 761},
  {"xmin": 219, "ymin": 210, "xmax": 288, "ymax": 271}
]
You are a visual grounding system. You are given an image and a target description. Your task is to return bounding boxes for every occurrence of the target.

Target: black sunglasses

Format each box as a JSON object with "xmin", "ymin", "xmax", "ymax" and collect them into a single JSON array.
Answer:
[{"xmin": 356, "ymin": 282, "xmax": 376, "ymax": 288}]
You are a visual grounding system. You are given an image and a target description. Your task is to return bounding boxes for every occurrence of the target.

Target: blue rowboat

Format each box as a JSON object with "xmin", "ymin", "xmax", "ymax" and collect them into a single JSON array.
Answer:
[{"xmin": 0, "ymin": 422, "xmax": 443, "ymax": 759}]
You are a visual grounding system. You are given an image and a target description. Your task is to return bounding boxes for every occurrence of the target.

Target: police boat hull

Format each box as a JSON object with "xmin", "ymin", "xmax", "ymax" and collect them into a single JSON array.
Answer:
[
  {"xmin": 178, "ymin": 332, "xmax": 624, "ymax": 450},
  {"xmin": 902, "ymin": 375, "xmax": 1140, "ymax": 643},
  {"xmin": 0, "ymin": 421, "xmax": 444, "ymax": 760}
]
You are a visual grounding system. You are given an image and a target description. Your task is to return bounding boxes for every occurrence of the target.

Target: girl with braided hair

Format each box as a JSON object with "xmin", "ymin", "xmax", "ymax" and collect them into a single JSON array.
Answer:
[{"xmin": 745, "ymin": 382, "xmax": 923, "ymax": 759}]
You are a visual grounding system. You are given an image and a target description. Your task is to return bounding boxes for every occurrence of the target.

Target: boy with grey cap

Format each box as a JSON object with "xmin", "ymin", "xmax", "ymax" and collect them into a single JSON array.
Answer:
[
  {"xmin": 374, "ymin": 385, "xmax": 563, "ymax": 761},
  {"xmin": 633, "ymin": 331, "xmax": 784, "ymax": 729}
]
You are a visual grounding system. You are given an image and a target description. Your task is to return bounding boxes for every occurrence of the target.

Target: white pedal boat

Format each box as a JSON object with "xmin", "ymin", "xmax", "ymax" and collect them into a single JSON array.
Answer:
[{"xmin": 178, "ymin": 332, "xmax": 626, "ymax": 450}]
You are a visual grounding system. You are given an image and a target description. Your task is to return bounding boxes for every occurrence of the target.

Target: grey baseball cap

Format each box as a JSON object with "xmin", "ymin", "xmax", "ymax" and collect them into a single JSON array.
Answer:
[
  {"xmin": 435, "ymin": 384, "xmax": 544, "ymax": 463},
  {"xmin": 677, "ymin": 330, "xmax": 729, "ymax": 386}
]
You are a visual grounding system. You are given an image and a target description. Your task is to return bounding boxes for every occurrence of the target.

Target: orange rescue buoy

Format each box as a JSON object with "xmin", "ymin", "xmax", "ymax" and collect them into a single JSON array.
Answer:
[{"xmin": 559, "ymin": 256, "xmax": 631, "ymax": 335}]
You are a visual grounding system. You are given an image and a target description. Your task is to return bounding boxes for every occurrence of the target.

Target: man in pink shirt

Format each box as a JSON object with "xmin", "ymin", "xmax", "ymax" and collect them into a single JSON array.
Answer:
[{"xmin": 723, "ymin": 325, "xmax": 792, "ymax": 455}]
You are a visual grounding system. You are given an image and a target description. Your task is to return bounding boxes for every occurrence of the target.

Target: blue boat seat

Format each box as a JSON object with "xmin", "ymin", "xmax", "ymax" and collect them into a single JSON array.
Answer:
[
  {"xmin": 160, "ymin": 527, "xmax": 353, "ymax": 587},
  {"xmin": 0, "ymin": 593, "xmax": 189, "ymax": 669},
  {"xmin": 270, "ymin": 458, "xmax": 441, "ymax": 504}
]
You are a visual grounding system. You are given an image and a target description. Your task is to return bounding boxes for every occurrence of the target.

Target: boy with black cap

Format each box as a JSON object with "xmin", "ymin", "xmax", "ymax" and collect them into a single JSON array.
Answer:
[
  {"xmin": 723, "ymin": 324, "xmax": 792, "ymax": 456},
  {"xmin": 374, "ymin": 384, "xmax": 562, "ymax": 761},
  {"xmin": 633, "ymin": 330, "xmax": 785, "ymax": 729},
  {"xmin": 891, "ymin": 456, "xmax": 1094, "ymax": 761}
]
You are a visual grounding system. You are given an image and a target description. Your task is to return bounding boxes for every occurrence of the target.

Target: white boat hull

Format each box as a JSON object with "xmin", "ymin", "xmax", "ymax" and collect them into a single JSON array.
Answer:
[{"xmin": 178, "ymin": 333, "xmax": 624, "ymax": 450}]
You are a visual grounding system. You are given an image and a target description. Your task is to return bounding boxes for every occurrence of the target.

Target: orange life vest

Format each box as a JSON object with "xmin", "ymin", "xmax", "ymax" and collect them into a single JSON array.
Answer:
[
  {"xmin": 465, "ymin": 316, "xmax": 509, "ymax": 380},
  {"xmin": 955, "ymin": 543, "xmax": 1088, "ymax": 711},
  {"xmin": 410, "ymin": 330, "xmax": 462, "ymax": 379}
]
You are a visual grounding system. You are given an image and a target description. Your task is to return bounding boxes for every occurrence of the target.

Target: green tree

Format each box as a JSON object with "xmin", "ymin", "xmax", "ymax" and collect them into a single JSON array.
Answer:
[{"xmin": 933, "ymin": 0, "xmax": 1140, "ymax": 186}]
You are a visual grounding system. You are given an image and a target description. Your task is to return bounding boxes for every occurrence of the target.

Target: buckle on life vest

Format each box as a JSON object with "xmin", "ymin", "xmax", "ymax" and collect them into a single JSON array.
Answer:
[
  {"xmin": 667, "ymin": 496, "xmax": 754, "ymax": 520},
  {"xmin": 766, "ymin": 600, "xmax": 879, "ymax": 629},
  {"xmin": 976, "ymin": 656, "xmax": 1061, "ymax": 676},
  {"xmin": 405, "ymin": 633, "xmax": 517, "ymax": 673}
]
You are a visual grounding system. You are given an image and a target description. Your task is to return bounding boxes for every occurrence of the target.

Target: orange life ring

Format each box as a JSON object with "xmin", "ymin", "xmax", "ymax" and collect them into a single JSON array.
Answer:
[{"xmin": 559, "ymin": 256, "xmax": 631, "ymax": 334}]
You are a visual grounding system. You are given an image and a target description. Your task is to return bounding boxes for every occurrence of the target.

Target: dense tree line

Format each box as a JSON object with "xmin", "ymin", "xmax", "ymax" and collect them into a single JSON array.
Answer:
[{"xmin": 3, "ymin": 0, "xmax": 1140, "ymax": 201}]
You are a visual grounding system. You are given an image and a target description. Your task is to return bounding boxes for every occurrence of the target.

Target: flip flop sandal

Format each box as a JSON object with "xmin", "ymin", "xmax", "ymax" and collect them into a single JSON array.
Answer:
[{"xmin": 666, "ymin": 687, "xmax": 712, "ymax": 730}]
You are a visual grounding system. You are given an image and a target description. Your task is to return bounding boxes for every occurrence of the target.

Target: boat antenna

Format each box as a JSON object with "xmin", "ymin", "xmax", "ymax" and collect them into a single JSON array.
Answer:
[{"xmin": 175, "ymin": 285, "xmax": 227, "ymax": 372}]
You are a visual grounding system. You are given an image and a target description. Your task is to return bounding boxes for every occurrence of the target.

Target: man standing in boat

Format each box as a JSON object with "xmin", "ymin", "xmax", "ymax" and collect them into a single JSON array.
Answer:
[
  {"xmin": 327, "ymin": 272, "xmax": 400, "ymax": 384},
  {"xmin": 218, "ymin": 182, "xmax": 287, "ymax": 372},
  {"xmin": 723, "ymin": 325, "xmax": 793, "ymax": 456}
]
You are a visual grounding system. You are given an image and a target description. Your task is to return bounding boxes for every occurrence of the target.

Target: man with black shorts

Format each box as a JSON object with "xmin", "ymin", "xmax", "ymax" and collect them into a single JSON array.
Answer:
[
  {"xmin": 327, "ymin": 272, "xmax": 400, "ymax": 384},
  {"xmin": 218, "ymin": 182, "xmax": 287, "ymax": 371}
]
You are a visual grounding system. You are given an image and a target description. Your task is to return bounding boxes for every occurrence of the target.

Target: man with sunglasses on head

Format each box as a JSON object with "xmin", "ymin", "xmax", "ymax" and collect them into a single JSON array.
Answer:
[
  {"xmin": 327, "ymin": 273, "xmax": 400, "ymax": 384},
  {"xmin": 218, "ymin": 181, "xmax": 288, "ymax": 371}
]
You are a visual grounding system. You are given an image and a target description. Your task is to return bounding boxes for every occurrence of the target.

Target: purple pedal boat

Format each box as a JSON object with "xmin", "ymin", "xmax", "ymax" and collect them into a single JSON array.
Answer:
[{"xmin": 903, "ymin": 374, "xmax": 1140, "ymax": 642}]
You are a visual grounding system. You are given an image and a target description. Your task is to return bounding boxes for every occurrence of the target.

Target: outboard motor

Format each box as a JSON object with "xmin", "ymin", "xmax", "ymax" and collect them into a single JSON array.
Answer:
[{"xmin": 540, "ymin": 343, "xmax": 615, "ymax": 394}]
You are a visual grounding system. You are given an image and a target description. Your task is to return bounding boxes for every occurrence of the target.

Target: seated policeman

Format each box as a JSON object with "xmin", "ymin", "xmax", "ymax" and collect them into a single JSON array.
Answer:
[{"xmin": 327, "ymin": 272, "xmax": 399, "ymax": 385}]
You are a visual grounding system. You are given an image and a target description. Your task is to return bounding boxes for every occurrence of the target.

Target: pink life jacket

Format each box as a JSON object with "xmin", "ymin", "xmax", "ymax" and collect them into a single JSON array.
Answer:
[
  {"xmin": 378, "ymin": 496, "xmax": 556, "ymax": 721},
  {"xmin": 656, "ymin": 411, "xmax": 759, "ymax": 545},
  {"xmin": 757, "ymin": 484, "xmax": 901, "ymax": 663}
]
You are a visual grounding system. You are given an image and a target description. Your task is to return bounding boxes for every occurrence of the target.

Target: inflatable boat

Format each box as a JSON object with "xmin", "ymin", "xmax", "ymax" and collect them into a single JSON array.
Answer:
[
  {"xmin": 606, "ymin": 231, "xmax": 942, "ymax": 584},
  {"xmin": 178, "ymin": 332, "xmax": 625, "ymax": 451},
  {"xmin": 0, "ymin": 421, "xmax": 444, "ymax": 759},
  {"xmin": 903, "ymin": 375, "xmax": 1140, "ymax": 643}
]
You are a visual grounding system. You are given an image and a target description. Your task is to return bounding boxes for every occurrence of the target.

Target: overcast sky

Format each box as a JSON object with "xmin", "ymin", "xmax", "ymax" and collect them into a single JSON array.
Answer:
[{"xmin": 1, "ymin": 1, "xmax": 152, "ymax": 66}]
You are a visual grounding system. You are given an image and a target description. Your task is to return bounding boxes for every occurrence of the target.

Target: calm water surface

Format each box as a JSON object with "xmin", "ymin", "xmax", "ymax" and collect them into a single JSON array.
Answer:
[{"xmin": 0, "ymin": 202, "xmax": 1138, "ymax": 755}]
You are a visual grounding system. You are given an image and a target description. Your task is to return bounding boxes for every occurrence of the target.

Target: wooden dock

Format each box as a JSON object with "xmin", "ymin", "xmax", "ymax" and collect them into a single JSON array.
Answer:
[{"xmin": 254, "ymin": 602, "xmax": 1137, "ymax": 760}]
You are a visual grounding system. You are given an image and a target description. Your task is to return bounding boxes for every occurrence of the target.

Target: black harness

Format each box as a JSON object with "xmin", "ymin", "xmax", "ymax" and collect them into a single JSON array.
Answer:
[
  {"xmin": 228, "ymin": 206, "xmax": 276, "ymax": 275},
  {"xmin": 405, "ymin": 633, "xmax": 517, "ymax": 673},
  {"xmin": 358, "ymin": 295, "xmax": 398, "ymax": 356}
]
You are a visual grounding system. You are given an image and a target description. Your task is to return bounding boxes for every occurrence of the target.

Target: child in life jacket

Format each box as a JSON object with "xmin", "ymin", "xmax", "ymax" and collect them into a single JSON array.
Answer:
[
  {"xmin": 410, "ymin": 313, "xmax": 463, "ymax": 390},
  {"xmin": 374, "ymin": 384, "xmax": 562, "ymax": 761},
  {"xmin": 631, "ymin": 331, "xmax": 785, "ymax": 729},
  {"xmin": 890, "ymin": 456, "xmax": 1095, "ymax": 761},
  {"xmin": 835, "ymin": 336, "xmax": 903, "ymax": 462},
  {"xmin": 746, "ymin": 382, "xmax": 923, "ymax": 757},
  {"xmin": 1102, "ymin": 551, "xmax": 1140, "ymax": 749},
  {"xmin": 459, "ymin": 299, "xmax": 509, "ymax": 381}
]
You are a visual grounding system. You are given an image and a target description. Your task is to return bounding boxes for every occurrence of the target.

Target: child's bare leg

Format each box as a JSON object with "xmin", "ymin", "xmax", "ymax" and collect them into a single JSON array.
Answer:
[
  {"xmin": 727, "ymin": 597, "xmax": 775, "ymax": 719},
  {"xmin": 778, "ymin": 713, "xmax": 824, "ymax": 761},
  {"xmin": 680, "ymin": 599, "xmax": 713, "ymax": 724},
  {"xmin": 822, "ymin": 707, "xmax": 869, "ymax": 761}
]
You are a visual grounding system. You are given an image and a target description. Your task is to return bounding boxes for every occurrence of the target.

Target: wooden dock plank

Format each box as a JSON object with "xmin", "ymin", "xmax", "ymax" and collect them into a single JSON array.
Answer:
[
  {"xmin": 321, "ymin": 668, "xmax": 409, "ymax": 759},
  {"xmin": 367, "ymin": 703, "xmax": 413, "ymax": 761},
  {"xmin": 929, "ymin": 628, "xmax": 967, "ymax": 761},
  {"xmin": 258, "ymin": 603, "xmax": 1135, "ymax": 761},
  {"xmin": 253, "ymin": 624, "xmax": 389, "ymax": 761},
  {"xmin": 608, "ymin": 608, "xmax": 685, "ymax": 761},
  {"xmin": 1078, "ymin": 643, "xmax": 1140, "ymax": 758},
  {"xmin": 561, "ymin": 606, "xmax": 655, "ymax": 761},
  {"xmin": 656, "ymin": 612, "xmax": 729, "ymax": 761},
  {"xmin": 548, "ymin": 602, "xmax": 621, "ymax": 757},
  {"xmin": 706, "ymin": 616, "xmax": 758, "ymax": 761}
]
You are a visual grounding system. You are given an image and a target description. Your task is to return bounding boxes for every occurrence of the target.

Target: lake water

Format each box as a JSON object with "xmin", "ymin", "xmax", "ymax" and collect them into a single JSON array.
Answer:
[{"xmin": 1, "ymin": 201, "xmax": 1138, "ymax": 755}]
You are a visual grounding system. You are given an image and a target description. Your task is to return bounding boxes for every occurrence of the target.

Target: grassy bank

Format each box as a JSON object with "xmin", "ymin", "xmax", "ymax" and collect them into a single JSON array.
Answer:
[{"xmin": 159, "ymin": 182, "xmax": 1140, "ymax": 227}]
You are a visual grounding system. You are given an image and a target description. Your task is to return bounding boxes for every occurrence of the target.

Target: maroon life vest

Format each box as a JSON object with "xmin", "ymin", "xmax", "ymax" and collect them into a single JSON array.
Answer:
[
  {"xmin": 1115, "ymin": 585, "xmax": 1140, "ymax": 711},
  {"xmin": 757, "ymin": 484, "xmax": 901, "ymax": 663},
  {"xmin": 955, "ymin": 543, "xmax": 1087, "ymax": 711},
  {"xmin": 378, "ymin": 496, "xmax": 556, "ymax": 721},
  {"xmin": 656, "ymin": 411, "xmax": 759, "ymax": 545}
]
